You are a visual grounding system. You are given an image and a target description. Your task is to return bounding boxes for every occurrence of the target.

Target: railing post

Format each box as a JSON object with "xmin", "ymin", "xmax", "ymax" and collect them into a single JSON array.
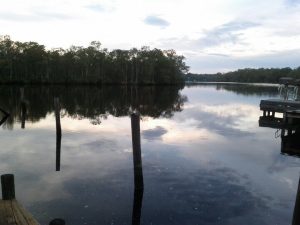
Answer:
[{"xmin": 1, "ymin": 174, "xmax": 15, "ymax": 200}]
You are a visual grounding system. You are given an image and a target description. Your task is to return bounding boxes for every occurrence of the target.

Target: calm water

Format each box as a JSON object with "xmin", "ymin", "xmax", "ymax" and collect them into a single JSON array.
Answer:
[{"xmin": 0, "ymin": 84, "xmax": 298, "ymax": 225}]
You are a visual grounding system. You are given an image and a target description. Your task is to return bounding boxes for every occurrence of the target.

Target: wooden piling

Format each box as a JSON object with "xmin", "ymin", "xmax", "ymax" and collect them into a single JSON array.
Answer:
[
  {"xmin": 21, "ymin": 102, "xmax": 26, "ymax": 129},
  {"xmin": 49, "ymin": 219, "xmax": 65, "ymax": 225},
  {"xmin": 20, "ymin": 87, "xmax": 26, "ymax": 129},
  {"xmin": 131, "ymin": 113, "xmax": 144, "ymax": 189},
  {"xmin": 54, "ymin": 98, "xmax": 62, "ymax": 171},
  {"xmin": 293, "ymin": 176, "xmax": 300, "ymax": 225},
  {"xmin": 271, "ymin": 111, "xmax": 275, "ymax": 117},
  {"xmin": 132, "ymin": 187, "xmax": 143, "ymax": 225},
  {"xmin": 1, "ymin": 174, "xmax": 15, "ymax": 200},
  {"xmin": 130, "ymin": 113, "xmax": 144, "ymax": 225}
]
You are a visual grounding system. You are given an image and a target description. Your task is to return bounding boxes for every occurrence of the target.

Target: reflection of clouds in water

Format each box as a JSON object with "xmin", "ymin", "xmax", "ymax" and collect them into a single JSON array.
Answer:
[
  {"xmin": 31, "ymin": 171, "xmax": 133, "ymax": 225},
  {"xmin": 176, "ymin": 103, "xmax": 259, "ymax": 137},
  {"xmin": 141, "ymin": 154, "xmax": 274, "ymax": 225},
  {"xmin": 29, "ymin": 157, "xmax": 272, "ymax": 225},
  {"xmin": 268, "ymin": 154, "xmax": 300, "ymax": 173},
  {"xmin": 0, "ymin": 85, "xmax": 298, "ymax": 225},
  {"xmin": 0, "ymin": 127, "xmax": 132, "ymax": 204},
  {"xmin": 142, "ymin": 126, "xmax": 167, "ymax": 140},
  {"xmin": 145, "ymin": 168, "xmax": 267, "ymax": 225}
]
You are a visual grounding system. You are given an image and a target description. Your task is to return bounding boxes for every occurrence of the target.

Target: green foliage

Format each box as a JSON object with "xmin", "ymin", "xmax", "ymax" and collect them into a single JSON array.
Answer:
[
  {"xmin": 0, "ymin": 36, "xmax": 188, "ymax": 84},
  {"xmin": 185, "ymin": 67, "xmax": 300, "ymax": 83}
]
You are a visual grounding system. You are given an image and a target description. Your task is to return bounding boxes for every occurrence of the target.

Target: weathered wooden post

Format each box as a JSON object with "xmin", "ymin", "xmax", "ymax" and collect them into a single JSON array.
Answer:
[
  {"xmin": 1, "ymin": 174, "xmax": 15, "ymax": 200},
  {"xmin": 293, "ymin": 176, "xmax": 300, "ymax": 225},
  {"xmin": 131, "ymin": 113, "xmax": 144, "ymax": 189},
  {"xmin": 263, "ymin": 110, "xmax": 266, "ymax": 117},
  {"xmin": 132, "ymin": 186, "xmax": 143, "ymax": 225},
  {"xmin": 271, "ymin": 111, "xmax": 275, "ymax": 117},
  {"xmin": 20, "ymin": 87, "xmax": 27, "ymax": 129},
  {"xmin": 54, "ymin": 98, "xmax": 62, "ymax": 171},
  {"xmin": 49, "ymin": 218, "xmax": 66, "ymax": 225},
  {"xmin": 21, "ymin": 101, "xmax": 27, "ymax": 129},
  {"xmin": 131, "ymin": 113, "xmax": 144, "ymax": 225},
  {"xmin": 0, "ymin": 108, "xmax": 9, "ymax": 127}
]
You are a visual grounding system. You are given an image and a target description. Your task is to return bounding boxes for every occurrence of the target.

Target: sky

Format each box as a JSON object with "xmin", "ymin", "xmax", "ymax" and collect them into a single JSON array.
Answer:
[{"xmin": 0, "ymin": 0, "xmax": 300, "ymax": 73}]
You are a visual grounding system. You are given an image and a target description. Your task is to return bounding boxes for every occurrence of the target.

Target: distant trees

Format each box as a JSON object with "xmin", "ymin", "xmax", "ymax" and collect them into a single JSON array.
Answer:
[
  {"xmin": 185, "ymin": 67, "xmax": 300, "ymax": 83},
  {"xmin": 0, "ymin": 35, "xmax": 189, "ymax": 84}
]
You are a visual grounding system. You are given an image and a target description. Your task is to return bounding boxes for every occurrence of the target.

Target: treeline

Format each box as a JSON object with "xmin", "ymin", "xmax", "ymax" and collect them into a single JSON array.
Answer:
[
  {"xmin": 186, "ymin": 83, "xmax": 278, "ymax": 97},
  {"xmin": 0, "ymin": 35, "xmax": 188, "ymax": 84},
  {"xmin": 0, "ymin": 85, "xmax": 187, "ymax": 129},
  {"xmin": 186, "ymin": 67, "xmax": 300, "ymax": 83}
]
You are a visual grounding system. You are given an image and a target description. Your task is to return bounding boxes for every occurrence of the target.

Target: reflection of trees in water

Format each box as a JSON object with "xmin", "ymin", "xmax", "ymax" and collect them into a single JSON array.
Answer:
[
  {"xmin": 215, "ymin": 84, "xmax": 278, "ymax": 97},
  {"xmin": 186, "ymin": 84, "xmax": 278, "ymax": 97},
  {"xmin": 0, "ymin": 85, "xmax": 187, "ymax": 128}
]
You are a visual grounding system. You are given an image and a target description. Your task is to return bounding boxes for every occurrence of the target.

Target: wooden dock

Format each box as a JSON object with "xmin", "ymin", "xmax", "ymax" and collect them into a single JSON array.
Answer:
[
  {"xmin": 0, "ymin": 199, "xmax": 39, "ymax": 225},
  {"xmin": 260, "ymin": 98, "xmax": 300, "ymax": 127},
  {"xmin": 0, "ymin": 174, "xmax": 40, "ymax": 225},
  {"xmin": 260, "ymin": 99, "xmax": 300, "ymax": 115}
]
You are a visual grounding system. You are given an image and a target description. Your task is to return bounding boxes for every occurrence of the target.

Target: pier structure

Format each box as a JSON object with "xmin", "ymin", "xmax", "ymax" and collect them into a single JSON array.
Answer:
[{"xmin": 260, "ymin": 77, "xmax": 300, "ymax": 128}]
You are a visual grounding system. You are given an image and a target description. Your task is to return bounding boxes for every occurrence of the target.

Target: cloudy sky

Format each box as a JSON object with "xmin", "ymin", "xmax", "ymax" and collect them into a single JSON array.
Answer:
[{"xmin": 1, "ymin": 0, "xmax": 300, "ymax": 73}]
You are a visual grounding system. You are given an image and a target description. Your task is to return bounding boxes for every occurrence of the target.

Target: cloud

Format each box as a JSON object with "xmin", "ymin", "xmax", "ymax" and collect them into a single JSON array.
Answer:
[
  {"xmin": 285, "ymin": 0, "xmax": 300, "ymax": 5},
  {"xmin": 195, "ymin": 21, "xmax": 260, "ymax": 48},
  {"xmin": 0, "ymin": 11, "xmax": 73, "ymax": 22},
  {"xmin": 156, "ymin": 20, "xmax": 260, "ymax": 54},
  {"xmin": 186, "ymin": 48, "xmax": 300, "ymax": 73},
  {"xmin": 85, "ymin": 4, "xmax": 110, "ymax": 12},
  {"xmin": 144, "ymin": 15, "xmax": 170, "ymax": 28}
]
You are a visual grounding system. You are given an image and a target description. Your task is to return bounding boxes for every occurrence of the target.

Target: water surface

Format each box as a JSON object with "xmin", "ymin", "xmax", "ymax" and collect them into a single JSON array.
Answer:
[{"xmin": 0, "ymin": 84, "xmax": 298, "ymax": 225}]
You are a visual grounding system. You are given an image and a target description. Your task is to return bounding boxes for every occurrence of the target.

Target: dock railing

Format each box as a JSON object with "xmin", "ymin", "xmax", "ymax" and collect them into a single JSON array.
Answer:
[{"xmin": 278, "ymin": 77, "xmax": 300, "ymax": 101}]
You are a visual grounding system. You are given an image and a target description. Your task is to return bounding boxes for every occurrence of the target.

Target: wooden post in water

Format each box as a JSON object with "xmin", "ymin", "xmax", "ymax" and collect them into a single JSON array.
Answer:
[
  {"xmin": 1, "ymin": 174, "xmax": 15, "ymax": 200},
  {"xmin": 21, "ymin": 101, "xmax": 27, "ymax": 129},
  {"xmin": 0, "ymin": 108, "xmax": 9, "ymax": 127},
  {"xmin": 131, "ymin": 113, "xmax": 144, "ymax": 225},
  {"xmin": 292, "ymin": 176, "xmax": 300, "ymax": 225},
  {"xmin": 20, "ymin": 87, "xmax": 27, "ymax": 129},
  {"xmin": 49, "ymin": 218, "xmax": 66, "ymax": 225},
  {"xmin": 54, "ymin": 98, "xmax": 62, "ymax": 171},
  {"xmin": 131, "ymin": 113, "xmax": 144, "ymax": 189},
  {"xmin": 132, "ymin": 187, "xmax": 143, "ymax": 225}
]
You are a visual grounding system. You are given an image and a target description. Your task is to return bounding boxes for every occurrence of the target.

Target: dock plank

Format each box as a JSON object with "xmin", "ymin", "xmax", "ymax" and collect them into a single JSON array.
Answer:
[
  {"xmin": 0, "ymin": 200, "xmax": 39, "ymax": 225},
  {"xmin": 12, "ymin": 200, "xmax": 39, "ymax": 225}
]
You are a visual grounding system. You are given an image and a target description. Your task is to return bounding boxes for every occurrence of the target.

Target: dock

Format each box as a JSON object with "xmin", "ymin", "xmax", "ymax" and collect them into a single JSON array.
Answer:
[
  {"xmin": 260, "ymin": 77, "xmax": 300, "ymax": 121},
  {"xmin": 0, "ymin": 199, "xmax": 39, "ymax": 225},
  {"xmin": 0, "ymin": 174, "xmax": 40, "ymax": 225},
  {"xmin": 260, "ymin": 99, "xmax": 300, "ymax": 115},
  {"xmin": 259, "ymin": 77, "xmax": 300, "ymax": 158}
]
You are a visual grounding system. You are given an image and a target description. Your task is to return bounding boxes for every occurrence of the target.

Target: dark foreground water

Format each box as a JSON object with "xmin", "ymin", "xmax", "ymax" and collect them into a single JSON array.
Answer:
[{"xmin": 0, "ymin": 84, "xmax": 298, "ymax": 225}]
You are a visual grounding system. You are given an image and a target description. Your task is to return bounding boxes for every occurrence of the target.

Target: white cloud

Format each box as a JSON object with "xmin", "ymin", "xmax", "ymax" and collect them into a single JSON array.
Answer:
[
  {"xmin": 144, "ymin": 15, "xmax": 170, "ymax": 28},
  {"xmin": 0, "ymin": 0, "xmax": 299, "ymax": 72}
]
